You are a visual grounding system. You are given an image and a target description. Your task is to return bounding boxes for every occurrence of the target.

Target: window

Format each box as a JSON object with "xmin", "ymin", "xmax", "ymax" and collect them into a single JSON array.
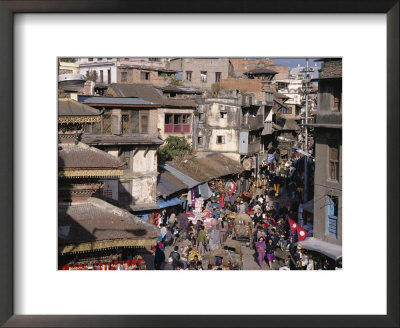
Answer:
[
  {"xmin": 326, "ymin": 196, "xmax": 338, "ymax": 238},
  {"xmin": 200, "ymin": 71, "xmax": 207, "ymax": 82},
  {"xmin": 186, "ymin": 71, "xmax": 192, "ymax": 81},
  {"xmin": 199, "ymin": 113, "xmax": 205, "ymax": 122},
  {"xmin": 197, "ymin": 136, "xmax": 203, "ymax": 147},
  {"xmin": 119, "ymin": 147, "xmax": 131, "ymax": 168},
  {"xmin": 217, "ymin": 136, "xmax": 225, "ymax": 144},
  {"xmin": 140, "ymin": 71, "xmax": 150, "ymax": 80},
  {"xmin": 102, "ymin": 114, "xmax": 112, "ymax": 134},
  {"xmin": 220, "ymin": 112, "xmax": 228, "ymax": 119},
  {"xmin": 107, "ymin": 58, "xmax": 112, "ymax": 60},
  {"xmin": 140, "ymin": 113, "xmax": 149, "ymax": 134},
  {"xmin": 280, "ymin": 106, "xmax": 292, "ymax": 114},
  {"xmin": 100, "ymin": 70, "xmax": 104, "ymax": 83},
  {"xmin": 328, "ymin": 142, "xmax": 340, "ymax": 181},
  {"xmin": 215, "ymin": 72, "xmax": 221, "ymax": 82},
  {"xmin": 119, "ymin": 181, "xmax": 132, "ymax": 205},
  {"xmin": 107, "ymin": 69, "xmax": 111, "ymax": 84},
  {"xmin": 97, "ymin": 58, "xmax": 103, "ymax": 61},
  {"xmin": 121, "ymin": 71, "xmax": 127, "ymax": 82},
  {"xmin": 88, "ymin": 58, "xmax": 93, "ymax": 62},
  {"xmin": 333, "ymin": 87, "xmax": 341, "ymax": 111},
  {"xmin": 164, "ymin": 114, "xmax": 191, "ymax": 133},
  {"xmin": 149, "ymin": 58, "xmax": 160, "ymax": 62}
]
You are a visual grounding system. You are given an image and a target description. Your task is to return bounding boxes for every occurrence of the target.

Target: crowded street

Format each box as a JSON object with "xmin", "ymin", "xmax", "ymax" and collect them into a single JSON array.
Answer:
[{"xmin": 58, "ymin": 57, "xmax": 342, "ymax": 271}]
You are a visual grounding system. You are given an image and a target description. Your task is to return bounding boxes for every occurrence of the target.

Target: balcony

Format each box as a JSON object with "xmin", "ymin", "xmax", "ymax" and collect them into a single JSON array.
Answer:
[{"xmin": 241, "ymin": 115, "xmax": 264, "ymax": 130}]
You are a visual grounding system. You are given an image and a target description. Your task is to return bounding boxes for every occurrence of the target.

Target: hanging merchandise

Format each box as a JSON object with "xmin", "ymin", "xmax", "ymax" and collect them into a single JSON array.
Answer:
[{"xmin": 191, "ymin": 189, "xmax": 196, "ymax": 207}]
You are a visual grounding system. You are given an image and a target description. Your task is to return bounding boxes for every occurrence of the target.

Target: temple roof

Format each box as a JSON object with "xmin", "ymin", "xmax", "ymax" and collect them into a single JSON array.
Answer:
[
  {"xmin": 58, "ymin": 98, "xmax": 101, "ymax": 116},
  {"xmin": 58, "ymin": 142, "xmax": 125, "ymax": 178},
  {"xmin": 58, "ymin": 197, "xmax": 161, "ymax": 254}
]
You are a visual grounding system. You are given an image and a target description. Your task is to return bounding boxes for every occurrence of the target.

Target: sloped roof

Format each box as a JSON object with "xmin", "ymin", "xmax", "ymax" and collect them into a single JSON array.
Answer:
[
  {"xmin": 282, "ymin": 119, "xmax": 300, "ymax": 131},
  {"xmin": 107, "ymin": 83, "xmax": 197, "ymax": 108},
  {"xmin": 58, "ymin": 142, "xmax": 124, "ymax": 170},
  {"xmin": 166, "ymin": 153, "xmax": 243, "ymax": 183},
  {"xmin": 58, "ymin": 197, "xmax": 161, "ymax": 253},
  {"xmin": 58, "ymin": 98, "xmax": 101, "ymax": 116},
  {"xmin": 157, "ymin": 169, "xmax": 189, "ymax": 198},
  {"xmin": 157, "ymin": 85, "xmax": 204, "ymax": 94},
  {"xmin": 81, "ymin": 134, "xmax": 164, "ymax": 146},
  {"xmin": 158, "ymin": 164, "xmax": 200, "ymax": 189},
  {"xmin": 78, "ymin": 95, "xmax": 159, "ymax": 107},
  {"xmin": 244, "ymin": 68, "xmax": 277, "ymax": 75}
]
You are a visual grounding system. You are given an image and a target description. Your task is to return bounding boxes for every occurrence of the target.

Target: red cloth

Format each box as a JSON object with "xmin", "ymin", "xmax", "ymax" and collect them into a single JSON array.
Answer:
[
  {"xmin": 288, "ymin": 218, "xmax": 298, "ymax": 234},
  {"xmin": 219, "ymin": 193, "xmax": 225, "ymax": 208},
  {"xmin": 296, "ymin": 225, "xmax": 308, "ymax": 241}
]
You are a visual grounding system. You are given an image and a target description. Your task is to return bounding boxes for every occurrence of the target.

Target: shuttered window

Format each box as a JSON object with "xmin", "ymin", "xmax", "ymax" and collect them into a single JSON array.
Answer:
[
  {"xmin": 326, "ymin": 196, "xmax": 338, "ymax": 238},
  {"xmin": 328, "ymin": 142, "xmax": 340, "ymax": 181}
]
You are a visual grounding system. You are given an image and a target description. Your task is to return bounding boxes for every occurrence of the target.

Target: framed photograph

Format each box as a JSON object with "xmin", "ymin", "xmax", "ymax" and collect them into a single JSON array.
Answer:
[{"xmin": 1, "ymin": 1, "xmax": 398, "ymax": 327}]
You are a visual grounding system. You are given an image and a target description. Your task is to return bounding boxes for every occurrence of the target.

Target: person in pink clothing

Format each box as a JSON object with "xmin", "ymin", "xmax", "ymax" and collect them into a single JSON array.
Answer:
[{"xmin": 255, "ymin": 237, "xmax": 266, "ymax": 269}]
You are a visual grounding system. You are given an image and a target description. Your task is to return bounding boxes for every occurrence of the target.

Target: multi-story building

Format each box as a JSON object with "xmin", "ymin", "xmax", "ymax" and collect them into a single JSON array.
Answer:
[
  {"xmin": 76, "ymin": 95, "xmax": 163, "ymax": 213},
  {"xmin": 194, "ymin": 90, "xmax": 264, "ymax": 163},
  {"xmin": 169, "ymin": 58, "xmax": 231, "ymax": 90},
  {"xmin": 106, "ymin": 83, "xmax": 198, "ymax": 145},
  {"xmin": 300, "ymin": 58, "xmax": 342, "ymax": 263},
  {"xmin": 77, "ymin": 57, "xmax": 118, "ymax": 84}
]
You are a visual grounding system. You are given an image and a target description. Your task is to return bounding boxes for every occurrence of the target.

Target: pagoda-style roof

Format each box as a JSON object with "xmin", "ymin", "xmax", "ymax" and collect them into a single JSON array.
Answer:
[
  {"xmin": 58, "ymin": 197, "xmax": 161, "ymax": 254},
  {"xmin": 58, "ymin": 142, "xmax": 124, "ymax": 178},
  {"xmin": 58, "ymin": 98, "xmax": 102, "ymax": 124}
]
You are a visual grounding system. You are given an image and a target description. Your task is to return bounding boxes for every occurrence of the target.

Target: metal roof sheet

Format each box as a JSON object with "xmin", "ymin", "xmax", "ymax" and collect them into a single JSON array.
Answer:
[
  {"xmin": 78, "ymin": 95, "xmax": 158, "ymax": 106},
  {"xmin": 158, "ymin": 164, "xmax": 200, "ymax": 189}
]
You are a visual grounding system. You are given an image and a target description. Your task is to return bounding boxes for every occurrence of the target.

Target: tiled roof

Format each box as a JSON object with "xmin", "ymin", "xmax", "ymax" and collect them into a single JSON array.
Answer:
[
  {"xmin": 58, "ymin": 98, "xmax": 101, "ymax": 116},
  {"xmin": 107, "ymin": 84, "xmax": 197, "ymax": 108},
  {"xmin": 58, "ymin": 142, "xmax": 124, "ymax": 170},
  {"xmin": 165, "ymin": 153, "xmax": 243, "ymax": 184},
  {"xmin": 58, "ymin": 197, "xmax": 161, "ymax": 247}
]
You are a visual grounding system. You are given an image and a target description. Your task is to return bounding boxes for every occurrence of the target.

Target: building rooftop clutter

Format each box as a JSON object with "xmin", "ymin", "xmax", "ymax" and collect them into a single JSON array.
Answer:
[
  {"xmin": 106, "ymin": 83, "xmax": 197, "ymax": 108},
  {"xmin": 58, "ymin": 98, "xmax": 102, "ymax": 116},
  {"xmin": 58, "ymin": 142, "xmax": 125, "ymax": 178},
  {"xmin": 166, "ymin": 153, "xmax": 244, "ymax": 184},
  {"xmin": 78, "ymin": 95, "xmax": 159, "ymax": 107},
  {"xmin": 157, "ymin": 169, "xmax": 189, "ymax": 198},
  {"xmin": 58, "ymin": 197, "xmax": 161, "ymax": 254},
  {"xmin": 81, "ymin": 134, "xmax": 163, "ymax": 146}
]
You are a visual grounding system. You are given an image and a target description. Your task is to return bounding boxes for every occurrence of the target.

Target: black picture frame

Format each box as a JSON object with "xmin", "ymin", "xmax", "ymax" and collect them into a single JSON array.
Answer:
[{"xmin": 0, "ymin": 1, "xmax": 398, "ymax": 327}]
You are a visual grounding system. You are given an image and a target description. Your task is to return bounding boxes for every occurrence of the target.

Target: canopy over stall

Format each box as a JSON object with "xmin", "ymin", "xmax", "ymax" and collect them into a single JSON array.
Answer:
[{"xmin": 298, "ymin": 237, "xmax": 342, "ymax": 260}]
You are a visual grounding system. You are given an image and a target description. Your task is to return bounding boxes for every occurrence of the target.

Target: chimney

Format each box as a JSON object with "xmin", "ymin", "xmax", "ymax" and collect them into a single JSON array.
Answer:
[{"xmin": 83, "ymin": 80, "xmax": 95, "ymax": 96}]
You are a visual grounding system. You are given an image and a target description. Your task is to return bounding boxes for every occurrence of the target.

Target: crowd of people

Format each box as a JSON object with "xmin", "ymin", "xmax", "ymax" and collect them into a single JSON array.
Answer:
[{"xmin": 148, "ymin": 151, "xmax": 326, "ymax": 270}]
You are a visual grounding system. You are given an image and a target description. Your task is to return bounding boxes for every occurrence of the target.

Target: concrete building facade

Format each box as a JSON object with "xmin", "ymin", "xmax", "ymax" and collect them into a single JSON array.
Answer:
[
  {"xmin": 312, "ymin": 58, "xmax": 342, "ymax": 247},
  {"xmin": 194, "ymin": 90, "xmax": 264, "ymax": 163},
  {"xmin": 169, "ymin": 58, "xmax": 231, "ymax": 90},
  {"xmin": 77, "ymin": 58, "xmax": 118, "ymax": 85}
]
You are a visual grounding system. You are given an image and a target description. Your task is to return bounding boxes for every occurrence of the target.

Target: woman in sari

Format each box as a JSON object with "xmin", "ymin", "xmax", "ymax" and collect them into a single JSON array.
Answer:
[{"xmin": 255, "ymin": 237, "xmax": 266, "ymax": 269}]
